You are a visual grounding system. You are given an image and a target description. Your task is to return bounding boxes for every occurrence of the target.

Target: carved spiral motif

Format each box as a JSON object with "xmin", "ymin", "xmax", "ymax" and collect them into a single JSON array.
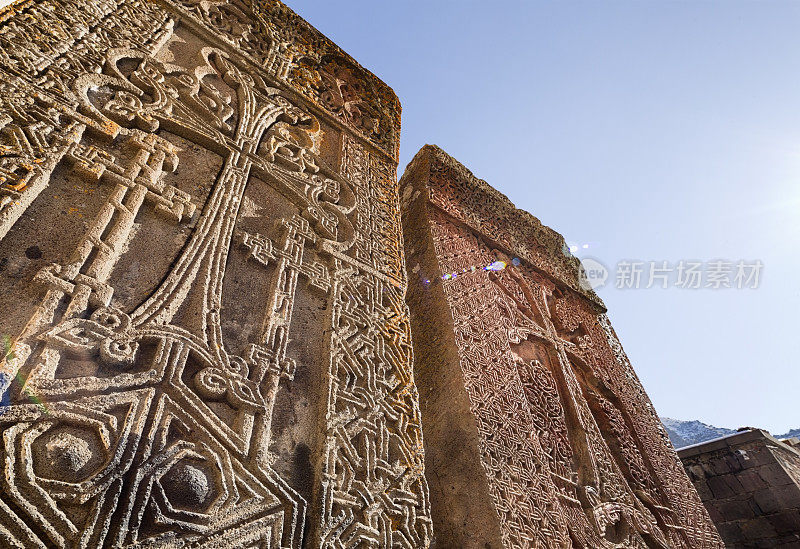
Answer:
[
  {"xmin": 99, "ymin": 336, "xmax": 138, "ymax": 368},
  {"xmin": 194, "ymin": 367, "xmax": 228, "ymax": 400}
]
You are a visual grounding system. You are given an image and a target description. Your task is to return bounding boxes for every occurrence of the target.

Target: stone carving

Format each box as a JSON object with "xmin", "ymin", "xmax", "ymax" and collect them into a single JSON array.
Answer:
[
  {"xmin": 400, "ymin": 145, "xmax": 724, "ymax": 548},
  {"xmin": 0, "ymin": 0, "xmax": 429, "ymax": 547},
  {"xmin": 0, "ymin": 0, "xmax": 724, "ymax": 546},
  {"xmin": 172, "ymin": 0, "xmax": 400, "ymax": 159}
]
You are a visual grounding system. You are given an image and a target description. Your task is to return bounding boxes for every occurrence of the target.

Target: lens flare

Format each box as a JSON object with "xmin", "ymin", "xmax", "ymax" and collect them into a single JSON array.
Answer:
[
  {"xmin": 1, "ymin": 335, "xmax": 49, "ymax": 415},
  {"xmin": 441, "ymin": 258, "xmax": 516, "ymax": 281},
  {"xmin": 484, "ymin": 260, "xmax": 507, "ymax": 272}
]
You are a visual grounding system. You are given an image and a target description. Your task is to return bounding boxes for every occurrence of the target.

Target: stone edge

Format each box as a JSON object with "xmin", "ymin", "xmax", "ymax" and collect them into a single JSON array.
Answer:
[
  {"xmin": 256, "ymin": 0, "xmax": 401, "ymax": 161},
  {"xmin": 400, "ymin": 144, "xmax": 605, "ymax": 310}
]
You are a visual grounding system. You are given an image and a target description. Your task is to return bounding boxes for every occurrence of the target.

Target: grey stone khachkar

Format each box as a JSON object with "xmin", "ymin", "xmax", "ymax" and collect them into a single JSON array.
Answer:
[
  {"xmin": 0, "ymin": 0, "xmax": 724, "ymax": 548},
  {"xmin": 0, "ymin": 0, "xmax": 430, "ymax": 546}
]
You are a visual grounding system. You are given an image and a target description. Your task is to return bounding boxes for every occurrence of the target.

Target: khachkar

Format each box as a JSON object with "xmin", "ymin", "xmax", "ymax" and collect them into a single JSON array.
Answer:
[
  {"xmin": 0, "ymin": 0, "xmax": 432, "ymax": 547},
  {"xmin": 400, "ymin": 145, "xmax": 724, "ymax": 548}
]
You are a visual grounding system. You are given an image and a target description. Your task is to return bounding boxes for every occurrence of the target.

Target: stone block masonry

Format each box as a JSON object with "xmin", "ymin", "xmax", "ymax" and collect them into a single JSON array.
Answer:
[
  {"xmin": 680, "ymin": 428, "xmax": 800, "ymax": 547},
  {"xmin": 399, "ymin": 145, "xmax": 723, "ymax": 548}
]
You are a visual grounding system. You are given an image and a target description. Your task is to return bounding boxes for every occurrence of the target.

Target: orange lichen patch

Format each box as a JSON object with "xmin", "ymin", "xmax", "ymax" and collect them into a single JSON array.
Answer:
[
  {"xmin": 101, "ymin": 119, "xmax": 121, "ymax": 137},
  {"xmin": 0, "ymin": 0, "xmax": 32, "ymax": 23},
  {"xmin": 0, "ymin": 166, "xmax": 35, "ymax": 191}
]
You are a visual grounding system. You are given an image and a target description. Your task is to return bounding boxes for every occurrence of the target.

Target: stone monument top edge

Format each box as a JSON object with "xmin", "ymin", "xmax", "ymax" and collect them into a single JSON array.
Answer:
[
  {"xmin": 255, "ymin": 0, "xmax": 402, "ymax": 160},
  {"xmin": 400, "ymin": 144, "xmax": 606, "ymax": 309}
]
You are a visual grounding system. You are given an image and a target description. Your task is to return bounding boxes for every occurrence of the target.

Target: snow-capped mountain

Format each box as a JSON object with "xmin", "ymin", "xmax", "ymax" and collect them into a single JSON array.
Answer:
[
  {"xmin": 780, "ymin": 428, "xmax": 800, "ymax": 439},
  {"xmin": 661, "ymin": 418, "xmax": 736, "ymax": 449},
  {"xmin": 661, "ymin": 417, "xmax": 800, "ymax": 449}
]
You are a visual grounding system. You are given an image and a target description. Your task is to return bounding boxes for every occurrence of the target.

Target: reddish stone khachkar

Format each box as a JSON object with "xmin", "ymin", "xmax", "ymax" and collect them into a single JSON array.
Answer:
[
  {"xmin": 400, "ymin": 145, "xmax": 724, "ymax": 548},
  {"xmin": 0, "ymin": 0, "xmax": 430, "ymax": 547}
]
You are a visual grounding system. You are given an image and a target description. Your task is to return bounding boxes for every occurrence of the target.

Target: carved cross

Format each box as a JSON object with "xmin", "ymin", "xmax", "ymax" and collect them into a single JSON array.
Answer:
[
  {"xmin": 238, "ymin": 214, "xmax": 331, "ymax": 456},
  {"xmin": 239, "ymin": 214, "xmax": 330, "ymax": 384},
  {"xmin": 500, "ymin": 266, "xmax": 671, "ymax": 546},
  {"xmin": 497, "ymin": 269, "xmax": 616, "ymax": 494},
  {"xmin": 34, "ymin": 130, "xmax": 194, "ymax": 311}
]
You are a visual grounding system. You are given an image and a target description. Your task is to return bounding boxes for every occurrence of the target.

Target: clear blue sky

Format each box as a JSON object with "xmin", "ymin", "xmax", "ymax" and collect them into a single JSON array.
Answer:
[{"xmin": 294, "ymin": 1, "xmax": 800, "ymax": 435}]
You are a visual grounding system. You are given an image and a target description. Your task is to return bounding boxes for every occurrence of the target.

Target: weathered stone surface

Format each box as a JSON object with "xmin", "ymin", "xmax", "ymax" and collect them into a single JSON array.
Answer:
[
  {"xmin": 679, "ymin": 429, "xmax": 800, "ymax": 548},
  {"xmin": 0, "ymin": 0, "xmax": 743, "ymax": 546},
  {"xmin": 399, "ymin": 145, "xmax": 723, "ymax": 548},
  {"xmin": 0, "ymin": 1, "xmax": 431, "ymax": 547}
]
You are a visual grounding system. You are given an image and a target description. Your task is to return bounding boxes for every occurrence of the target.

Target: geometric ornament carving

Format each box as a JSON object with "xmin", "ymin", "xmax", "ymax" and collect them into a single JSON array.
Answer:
[
  {"xmin": 0, "ymin": 0, "xmax": 429, "ymax": 547},
  {"xmin": 399, "ymin": 145, "xmax": 724, "ymax": 549}
]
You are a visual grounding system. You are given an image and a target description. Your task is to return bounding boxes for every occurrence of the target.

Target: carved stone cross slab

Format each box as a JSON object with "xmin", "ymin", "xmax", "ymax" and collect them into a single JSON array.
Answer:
[{"xmin": 0, "ymin": 1, "xmax": 431, "ymax": 547}]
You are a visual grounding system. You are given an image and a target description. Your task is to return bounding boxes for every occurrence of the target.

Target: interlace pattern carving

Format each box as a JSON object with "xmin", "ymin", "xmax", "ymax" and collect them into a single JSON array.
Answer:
[
  {"xmin": 430, "ymin": 207, "xmax": 721, "ymax": 549},
  {"xmin": 0, "ymin": 0, "xmax": 430, "ymax": 547},
  {"xmin": 400, "ymin": 145, "xmax": 724, "ymax": 549}
]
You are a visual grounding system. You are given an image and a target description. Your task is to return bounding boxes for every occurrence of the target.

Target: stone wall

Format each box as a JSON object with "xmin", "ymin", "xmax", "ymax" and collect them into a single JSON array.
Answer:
[
  {"xmin": 399, "ymin": 145, "xmax": 724, "ymax": 548},
  {"xmin": 0, "ymin": 1, "xmax": 431, "ymax": 546},
  {"xmin": 680, "ymin": 429, "xmax": 800, "ymax": 547}
]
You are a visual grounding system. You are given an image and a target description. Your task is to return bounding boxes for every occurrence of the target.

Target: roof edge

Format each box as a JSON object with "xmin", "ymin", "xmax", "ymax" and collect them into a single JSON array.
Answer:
[{"xmin": 676, "ymin": 428, "xmax": 800, "ymax": 458}]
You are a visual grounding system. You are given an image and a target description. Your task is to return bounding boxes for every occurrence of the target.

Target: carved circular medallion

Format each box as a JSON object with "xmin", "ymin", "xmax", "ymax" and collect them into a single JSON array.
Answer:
[
  {"xmin": 32, "ymin": 426, "xmax": 105, "ymax": 483},
  {"xmin": 160, "ymin": 460, "xmax": 217, "ymax": 511}
]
